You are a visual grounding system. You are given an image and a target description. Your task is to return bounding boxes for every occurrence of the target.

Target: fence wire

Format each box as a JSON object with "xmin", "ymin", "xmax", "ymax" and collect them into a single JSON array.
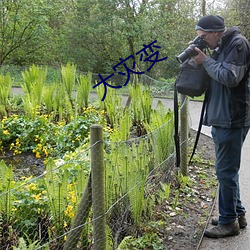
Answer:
[{"xmin": 0, "ymin": 77, "xmax": 192, "ymax": 249}]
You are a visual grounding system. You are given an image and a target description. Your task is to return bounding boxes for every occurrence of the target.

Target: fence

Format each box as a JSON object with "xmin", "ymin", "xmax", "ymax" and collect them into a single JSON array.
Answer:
[
  {"xmin": 0, "ymin": 65, "xmax": 192, "ymax": 248},
  {"xmin": 0, "ymin": 95, "xmax": 190, "ymax": 249}
]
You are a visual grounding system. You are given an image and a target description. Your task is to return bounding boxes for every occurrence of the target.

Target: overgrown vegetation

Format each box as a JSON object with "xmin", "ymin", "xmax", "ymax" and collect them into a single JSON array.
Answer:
[
  {"xmin": 0, "ymin": 64, "xmax": 176, "ymax": 249},
  {"xmin": 0, "ymin": 63, "xmax": 217, "ymax": 249}
]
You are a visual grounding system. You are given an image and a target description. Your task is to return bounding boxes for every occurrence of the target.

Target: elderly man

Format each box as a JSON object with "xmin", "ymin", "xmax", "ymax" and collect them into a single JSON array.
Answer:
[{"xmin": 192, "ymin": 15, "xmax": 250, "ymax": 238}]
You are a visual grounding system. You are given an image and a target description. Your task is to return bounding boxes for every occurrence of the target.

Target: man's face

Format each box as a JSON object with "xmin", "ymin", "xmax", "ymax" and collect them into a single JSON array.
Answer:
[{"xmin": 196, "ymin": 30, "xmax": 222, "ymax": 49}]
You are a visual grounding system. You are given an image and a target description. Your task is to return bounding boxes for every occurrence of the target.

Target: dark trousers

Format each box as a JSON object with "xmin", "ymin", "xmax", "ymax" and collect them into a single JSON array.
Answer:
[{"xmin": 211, "ymin": 126, "xmax": 249, "ymax": 225}]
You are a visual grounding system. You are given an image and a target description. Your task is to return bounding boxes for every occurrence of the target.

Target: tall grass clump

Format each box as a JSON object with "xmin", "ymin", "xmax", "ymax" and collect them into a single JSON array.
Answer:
[
  {"xmin": 21, "ymin": 65, "xmax": 47, "ymax": 118},
  {"xmin": 43, "ymin": 84, "xmax": 56, "ymax": 114},
  {"xmin": 60, "ymin": 63, "xmax": 76, "ymax": 103},
  {"xmin": 0, "ymin": 73, "xmax": 12, "ymax": 117},
  {"xmin": 105, "ymin": 136, "xmax": 153, "ymax": 246},
  {"xmin": 129, "ymin": 84, "xmax": 153, "ymax": 135},
  {"xmin": 145, "ymin": 100, "xmax": 175, "ymax": 164},
  {"xmin": 76, "ymin": 72, "xmax": 92, "ymax": 112}
]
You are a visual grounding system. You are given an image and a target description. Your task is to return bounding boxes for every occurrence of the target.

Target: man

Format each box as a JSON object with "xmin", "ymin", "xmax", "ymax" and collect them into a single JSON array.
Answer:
[{"xmin": 192, "ymin": 15, "xmax": 250, "ymax": 238}]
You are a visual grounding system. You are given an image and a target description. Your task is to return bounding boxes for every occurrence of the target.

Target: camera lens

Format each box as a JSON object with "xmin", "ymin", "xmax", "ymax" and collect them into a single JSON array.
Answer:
[
  {"xmin": 176, "ymin": 37, "xmax": 208, "ymax": 63},
  {"xmin": 176, "ymin": 45, "xmax": 198, "ymax": 63}
]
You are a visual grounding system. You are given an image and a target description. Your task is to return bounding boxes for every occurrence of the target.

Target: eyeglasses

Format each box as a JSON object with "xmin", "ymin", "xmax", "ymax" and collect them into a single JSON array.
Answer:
[{"xmin": 199, "ymin": 32, "xmax": 214, "ymax": 40}]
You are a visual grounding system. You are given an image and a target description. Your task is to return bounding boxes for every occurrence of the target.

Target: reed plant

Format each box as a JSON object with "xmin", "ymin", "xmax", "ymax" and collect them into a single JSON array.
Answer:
[
  {"xmin": 96, "ymin": 85, "xmax": 105, "ymax": 110},
  {"xmin": 129, "ymin": 84, "xmax": 143, "ymax": 125},
  {"xmin": 129, "ymin": 84, "xmax": 153, "ymax": 134},
  {"xmin": 43, "ymin": 84, "xmax": 56, "ymax": 114},
  {"xmin": 109, "ymin": 109, "xmax": 132, "ymax": 141},
  {"xmin": 76, "ymin": 72, "xmax": 92, "ymax": 111},
  {"xmin": 0, "ymin": 73, "xmax": 12, "ymax": 117},
  {"xmin": 144, "ymin": 100, "xmax": 174, "ymax": 164},
  {"xmin": 141, "ymin": 89, "xmax": 153, "ymax": 124},
  {"xmin": 43, "ymin": 157, "xmax": 89, "ymax": 226},
  {"xmin": 105, "ymin": 136, "xmax": 153, "ymax": 226},
  {"xmin": 0, "ymin": 161, "xmax": 14, "ymax": 222},
  {"xmin": 60, "ymin": 63, "xmax": 76, "ymax": 103},
  {"xmin": 101, "ymin": 87, "xmax": 123, "ymax": 128},
  {"xmin": 52, "ymin": 82, "xmax": 73, "ymax": 122},
  {"xmin": 43, "ymin": 159, "xmax": 69, "ymax": 245},
  {"xmin": 43, "ymin": 159, "xmax": 67, "ymax": 221},
  {"xmin": 21, "ymin": 65, "xmax": 47, "ymax": 118},
  {"xmin": 126, "ymin": 140, "xmax": 150, "ymax": 224}
]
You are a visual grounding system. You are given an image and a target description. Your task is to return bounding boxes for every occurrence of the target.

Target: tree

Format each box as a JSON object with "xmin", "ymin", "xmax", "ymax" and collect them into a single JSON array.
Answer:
[
  {"xmin": 0, "ymin": 0, "xmax": 48, "ymax": 65},
  {"xmin": 220, "ymin": 0, "xmax": 250, "ymax": 39},
  {"xmin": 66, "ymin": 0, "xmax": 200, "ymax": 79}
]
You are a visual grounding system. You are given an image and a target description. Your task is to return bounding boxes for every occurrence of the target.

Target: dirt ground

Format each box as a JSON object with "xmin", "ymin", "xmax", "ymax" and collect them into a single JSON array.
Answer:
[{"xmin": 159, "ymin": 130, "xmax": 217, "ymax": 250}]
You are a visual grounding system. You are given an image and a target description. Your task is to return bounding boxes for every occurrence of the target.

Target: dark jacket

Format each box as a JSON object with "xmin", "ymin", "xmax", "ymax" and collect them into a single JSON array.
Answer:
[{"xmin": 203, "ymin": 26, "xmax": 250, "ymax": 128}]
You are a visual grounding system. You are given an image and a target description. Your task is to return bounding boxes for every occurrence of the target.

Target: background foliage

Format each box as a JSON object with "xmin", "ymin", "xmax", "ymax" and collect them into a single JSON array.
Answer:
[{"xmin": 1, "ymin": 0, "xmax": 249, "ymax": 80}]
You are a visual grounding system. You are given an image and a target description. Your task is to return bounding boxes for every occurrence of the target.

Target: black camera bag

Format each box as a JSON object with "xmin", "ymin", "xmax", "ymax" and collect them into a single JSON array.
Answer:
[
  {"xmin": 175, "ymin": 58, "xmax": 209, "ymax": 97},
  {"xmin": 174, "ymin": 58, "xmax": 210, "ymax": 168}
]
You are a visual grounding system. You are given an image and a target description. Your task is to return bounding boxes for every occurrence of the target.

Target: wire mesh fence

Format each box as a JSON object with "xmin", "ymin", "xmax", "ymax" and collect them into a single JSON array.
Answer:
[
  {"xmin": 0, "ymin": 67, "xmax": 191, "ymax": 249},
  {"xmin": 0, "ymin": 99, "xmax": 192, "ymax": 249}
]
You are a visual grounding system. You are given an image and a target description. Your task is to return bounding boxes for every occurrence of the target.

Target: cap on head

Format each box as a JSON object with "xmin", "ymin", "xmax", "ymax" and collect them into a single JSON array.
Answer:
[{"xmin": 195, "ymin": 15, "xmax": 225, "ymax": 32}]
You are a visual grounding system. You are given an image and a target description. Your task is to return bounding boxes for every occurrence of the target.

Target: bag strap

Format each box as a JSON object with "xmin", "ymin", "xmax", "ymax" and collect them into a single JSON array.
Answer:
[
  {"xmin": 174, "ymin": 81, "xmax": 208, "ymax": 167},
  {"xmin": 174, "ymin": 80, "xmax": 180, "ymax": 168},
  {"xmin": 188, "ymin": 91, "xmax": 208, "ymax": 164}
]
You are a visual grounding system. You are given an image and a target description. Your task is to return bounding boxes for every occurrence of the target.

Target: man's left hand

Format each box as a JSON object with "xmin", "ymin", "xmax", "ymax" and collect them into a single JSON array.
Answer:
[{"xmin": 192, "ymin": 47, "xmax": 207, "ymax": 64}]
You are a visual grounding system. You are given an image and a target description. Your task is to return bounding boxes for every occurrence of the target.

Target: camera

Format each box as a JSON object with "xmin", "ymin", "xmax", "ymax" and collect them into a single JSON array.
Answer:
[{"xmin": 176, "ymin": 36, "xmax": 208, "ymax": 64}]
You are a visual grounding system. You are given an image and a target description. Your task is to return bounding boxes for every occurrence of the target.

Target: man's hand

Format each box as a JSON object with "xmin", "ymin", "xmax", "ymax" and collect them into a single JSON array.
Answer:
[{"xmin": 192, "ymin": 47, "xmax": 207, "ymax": 64}]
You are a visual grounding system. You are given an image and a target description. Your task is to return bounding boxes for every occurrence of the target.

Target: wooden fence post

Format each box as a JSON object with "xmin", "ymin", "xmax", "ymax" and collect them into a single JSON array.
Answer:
[
  {"xmin": 91, "ymin": 124, "xmax": 106, "ymax": 250},
  {"xmin": 63, "ymin": 175, "xmax": 92, "ymax": 250}
]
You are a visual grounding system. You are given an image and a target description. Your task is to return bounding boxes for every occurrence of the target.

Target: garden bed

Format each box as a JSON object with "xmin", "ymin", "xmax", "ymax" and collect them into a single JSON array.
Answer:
[{"xmin": 1, "ymin": 130, "xmax": 217, "ymax": 249}]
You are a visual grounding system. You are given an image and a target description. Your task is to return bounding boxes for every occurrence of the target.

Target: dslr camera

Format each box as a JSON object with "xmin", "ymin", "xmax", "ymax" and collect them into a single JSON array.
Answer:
[{"xmin": 176, "ymin": 36, "xmax": 208, "ymax": 64}]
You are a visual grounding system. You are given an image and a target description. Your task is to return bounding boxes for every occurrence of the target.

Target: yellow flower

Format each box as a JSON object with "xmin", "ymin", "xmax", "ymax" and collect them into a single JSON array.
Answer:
[
  {"xmin": 71, "ymin": 195, "xmax": 76, "ymax": 204},
  {"xmin": 32, "ymin": 193, "xmax": 42, "ymax": 201},
  {"xmin": 65, "ymin": 205, "xmax": 74, "ymax": 218},
  {"xmin": 43, "ymin": 147, "xmax": 49, "ymax": 157},
  {"xmin": 12, "ymin": 207, "xmax": 17, "ymax": 212},
  {"xmin": 26, "ymin": 183, "xmax": 37, "ymax": 191},
  {"xmin": 10, "ymin": 143, "xmax": 14, "ymax": 150},
  {"xmin": 36, "ymin": 152, "xmax": 41, "ymax": 159},
  {"xmin": 100, "ymin": 110, "xmax": 106, "ymax": 115},
  {"xmin": 14, "ymin": 149, "xmax": 22, "ymax": 155},
  {"xmin": 3, "ymin": 130, "xmax": 9, "ymax": 135}
]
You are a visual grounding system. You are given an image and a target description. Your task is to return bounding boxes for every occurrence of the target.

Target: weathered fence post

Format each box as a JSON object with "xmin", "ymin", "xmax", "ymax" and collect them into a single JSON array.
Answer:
[
  {"xmin": 63, "ymin": 175, "xmax": 92, "ymax": 250},
  {"xmin": 91, "ymin": 124, "xmax": 106, "ymax": 250},
  {"xmin": 180, "ymin": 94, "xmax": 189, "ymax": 176}
]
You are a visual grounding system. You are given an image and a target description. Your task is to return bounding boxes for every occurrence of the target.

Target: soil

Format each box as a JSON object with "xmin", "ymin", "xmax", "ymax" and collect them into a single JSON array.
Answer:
[
  {"xmin": 0, "ymin": 152, "xmax": 45, "ymax": 180},
  {"xmin": 158, "ymin": 130, "xmax": 217, "ymax": 250}
]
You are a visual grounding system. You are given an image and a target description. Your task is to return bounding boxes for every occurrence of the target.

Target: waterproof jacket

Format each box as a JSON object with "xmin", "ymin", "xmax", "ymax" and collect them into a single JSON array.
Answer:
[{"xmin": 203, "ymin": 26, "xmax": 250, "ymax": 128}]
